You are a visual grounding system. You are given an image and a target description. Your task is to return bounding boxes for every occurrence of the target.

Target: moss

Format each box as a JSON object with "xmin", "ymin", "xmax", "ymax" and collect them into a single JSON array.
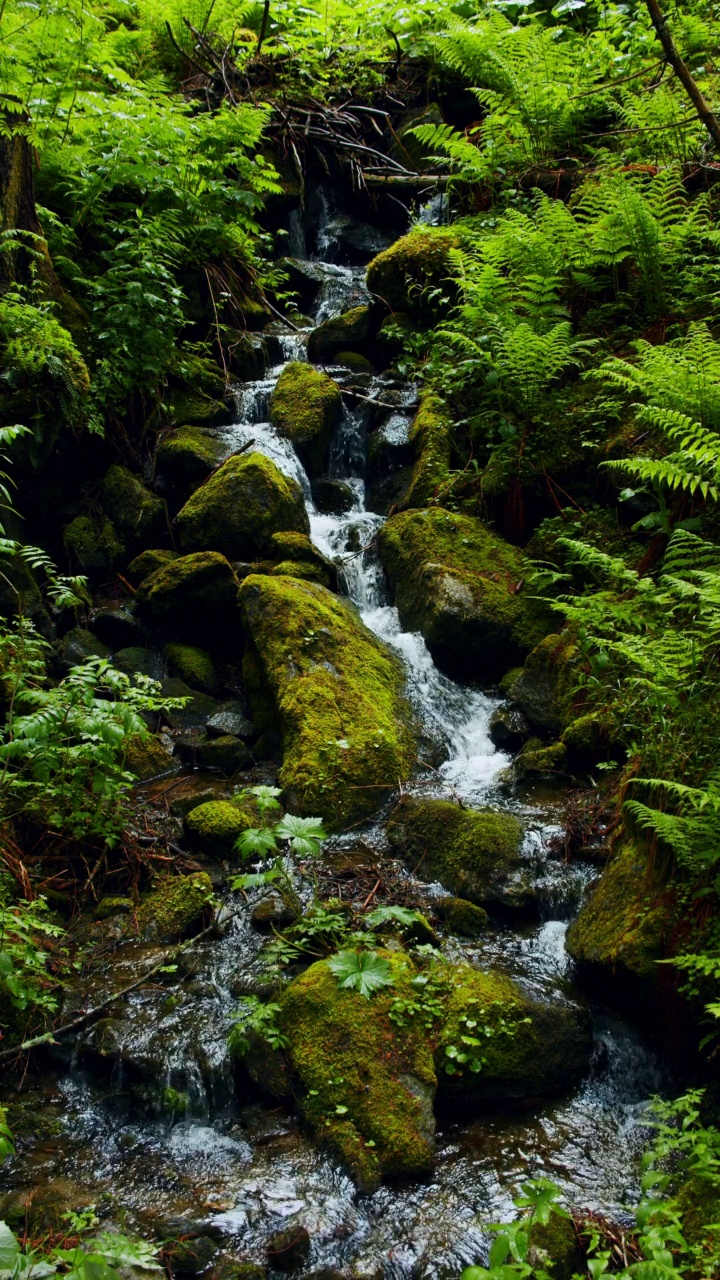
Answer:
[
  {"xmin": 562, "ymin": 710, "xmax": 617, "ymax": 763},
  {"xmin": 278, "ymin": 951, "xmax": 436, "ymax": 1181},
  {"xmin": 57, "ymin": 627, "xmax": 110, "ymax": 671},
  {"xmin": 136, "ymin": 872, "xmax": 213, "ymax": 941},
  {"xmin": 306, "ymin": 306, "xmax": 376, "ymax": 362},
  {"xmin": 165, "ymin": 389, "xmax": 227, "ymax": 427},
  {"xmin": 93, "ymin": 896, "xmax": 132, "ymax": 920},
  {"xmin": 164, "ymin": 642, "xmax": 216, "ymax": 693},
  {"xmin": 176, "ymin": 452, "xmax": 309, "ymax": 560},
  {"xmin": 270, "ymin": 363, "xmax": 341, "ymax": 476},
  {"xmin": 506, "ymin": 633, "xmax": 580, "ymax": 734},
  {"xmin": 270, "ymin": 561, "xmax": 332, "ymax": 587},
  {"xmin": 311, "ymin": 478, "xmax": 354, "ymax": 515},
  {"xmin": 63, "ymin": 515, "xmax": 123, "ymax": 573},
  {"xmin": 125, "ymin": 732, "xmax": 173, "ymax": 780},
  {"xmin": 400, "ymin": 392, "xmax": 452, "ymax": 510},
  {"xmin": 135, "ymin": 551, "xmax": 239, "ymax": 642},
  {"xmin": 528, "ymin": 1215, "xmax": 584, "ymax": 1280},
  {"xmin": 514, "ymin": 738, "xmax": 568, "ymax": 782},
  {"xmin": 387, "ymin": 797, "xmax": 523, "ymax": 907},
  {"xmin": 377, "ymin": 508, "xmax": 552, "ymax": 682},
  {"xmin": 366, "ymin": 228, "xmax": 459, "ymax": 321},
  {"xmin": 185, "ymin": 799, "xmax": 255, "ymax": 853},
  {"xmin": 127, "ymin": 548, "xmax": 179, "ymax": 586},
  {"xmin": 99, "ymin": 464, "xmax": 166, "ymax": 552},
  {"xmin": 435, "ymin": 960, "xmax": 591, "ymax": 1105},
  {"xmin": 270, "ymin": 532, "xmax": 337, "ymax": 590},
  {"xmin": 335, "ymin": 351, "xmax": 375, "ymax": 373},
  {"xmin": 197, "ymin": 734, "xmax": 252, "ymax": 773},
  {"xmin": 239, "ymin": 574, "xmax": 416, "ymax": 827},
  {"xmin": 566, "ymin": 839, "xmax": 674, "ymax": 984},
  {"xmin": 155, "ymin": 425, "xmax": 226, "ymax": 498},
  {"xmin": 674, "ymin": 1173, "xmax": 720, "ymax": 1260},
  {"xmin": 435, "ymin": 897, "xmax": 489, "ymax": 937}
]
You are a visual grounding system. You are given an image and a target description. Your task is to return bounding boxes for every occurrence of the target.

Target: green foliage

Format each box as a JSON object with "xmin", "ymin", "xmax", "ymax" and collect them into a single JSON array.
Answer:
[
  {"xmin": 228, "ymin": 995, "xmax": 289, "ymax": 1057},
  {"xmin": 235, "ymin": 827, "xmax": 280, "ymax": 859},
  {"xmin": 0, "ymin": 1107, "xmax": 13, "ymax": 1163},
  {"xmin": 327, "ymin": 949, "xmax": 395, "ymax": 999},
  {"xmin": 0, "ymin": 885, "xmax": 64, "ymax": 1018},
  {"xmin": 0, "ymin": 1218, "xmax": 161, "ymax": 1280}
]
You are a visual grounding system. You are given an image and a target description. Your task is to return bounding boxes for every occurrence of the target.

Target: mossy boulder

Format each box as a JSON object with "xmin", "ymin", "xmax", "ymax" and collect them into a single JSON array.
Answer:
[
  {"xmin": 566, "ymin": 839, "xmax": 674, "ymax": 988},
  {"xmin": 175, "ymin": 452, "xmax": 309, "ymax": 560},
  {"xmin": 125, "ymin": 732, "xmax": 173, "ymax": 781},
  {"xmin": 514, "ymin": 738, "xmax": 568, "ymax": 782},
  {"xmin": 63, "ymin": 515, "xmax": 123, "ymax": 573},
  {"xmin": 366, "ymin": 228, "xmax": 458, "ymax": 321},
  {"xmin": 435, "ymin": 897, "xmax": 489, "ymax": 937},
  {"xmin": 113, "ymin": 647, "xmax": 164, "ymax": 681},
  {"xmin": 386, "ymin": 797, "xmax": 526, "ymax": 911},
  {"xmin": 136, "ymin": 872, "xmax": 213, "ymax": 942},
  {"xmin": 164, "ymin": 390, "xmax": 228, "ymax": 427},
  {"xmin": 160, "ymin": 678, "xmax": 217, "ymax": 732},
  {"xmin": 196, "ymin": 734, "xmax": 252, "ymax": 773},
  {"xmin": 311, "ymin": 478, "xmax": 354, "ymax": 515},
  {"xmin": 377, "ymin": 508, "xmax": 551, "ymax": 682},
  {"xmin": 505, "ymin": 633, "xmax": 580, "ymax": 734},
  {"xmin": 135, "ymin": 552, "xmax": 239, "ymax": 644},
  {"xmin": 270, "ymin": 531, "xmax": 337, "ymax": 590},
  {"xmin": 56, "ymin": 627, "xmax": 110, "ymax": 672},
  {"xmin": 155, "ymin": 426, "xmax": 226, "ymax": 499},
  {"xmin": 270, "ymin": 561, "xmax": 331, "ymax": 587},
  {"xmin": 239, "ymin": 574, "xmax": 415, "ymax": 826},
  {"xmin": 127, "ymin": 549, "xmax": 179, "ymax": 586},
  {"xmin": 336, "ymin": 351, "xmax": 374, "ymax": 374},
  {"xmin": 278, "ymin": 951, "xmax": 436, "ymax": 1185},
  {"xmin": 185, "ymin": 799, "xmax": 255, "ymax": 854},
  {"xmin": 528, "ymin": 1215, "xmax": 585, "ymax": 1280},
  {"xmin": 270, "ymin": 363, "xmax": 341, "ymax": 476},
  {"xmin": 400, "ymin": 392, "xmax": 452, "ymax": 510},
  {"xmin": 562, "ymin": 710, "xmax": 618, "ymax": 765},
  {"xmin": 164, "ymin": 642, "xmax": 215, "ymax": 693},
  {"xmin": 435, "ymin": 961, "xmax": 591, "ymax": 1106},
  {"xmin": 306, "ymin": 306, "xmax": 376, "ymax": 362},
  {"xmin": 99, "ymin": 465, "xmax": 166, "ymax": 553}
]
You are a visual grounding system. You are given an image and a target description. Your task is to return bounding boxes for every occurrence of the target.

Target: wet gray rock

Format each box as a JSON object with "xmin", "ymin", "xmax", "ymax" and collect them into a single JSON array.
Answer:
[
  {"xmin": 207, "ymin": 701, "xmax": 256, "ymax": 740},
  {"xmin": 311, "ymin": 478, "xmax": 355, "ymax": 515},
  {"xmin": 168, "ymin": 1236, "xmax": 219, "ymax": 1276},
  {"xmin": 250, "ymin": 892, "xmax": 299, "ymax": 931},
  {"xmin": 277, "ymin": 257, "xmax": 325, "ymax": 308},
  {"xmin": 489, "ymin": 704, "xmax": 530, "ymax": 751},
  {"xmin": 161, "ymin": 679, "xmax": 218, "ymax": 732},
  {"xmin": 266, "ymin": 1226, "xmax": 311, "ymax": 1273},
  {"xmin": 56, "ymin": 627, "xmax": 109, "ymax": 672},
  {"xmin": 113, "ymin": 646, "xmax": 164, "ymax": 681},
  {"xmin": 90, "ymin": 604, "xmax": 145, "ymax": 649}
]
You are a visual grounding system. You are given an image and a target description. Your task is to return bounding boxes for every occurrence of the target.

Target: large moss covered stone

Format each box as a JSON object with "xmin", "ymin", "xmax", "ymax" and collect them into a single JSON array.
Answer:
[
  {"xmin": 99, "ymin": 465, "xmax": 166, "ymax": 553},
  {"xmin": 387, "ymin": 797, "xmax": 525, "ymax": 910},
  {"xmin": 175, "ymin": 452, "xmax": 309, "ymax": 560},
  {"xmin": 135, "ymin": 551, "xmax": 239, "ymax": 644},
  {"xmin": 366, "ymin": 228, "xmax": 458, "ymax": 321},
  {"xmin": 63, "ymin": 515, "xmax": 123, "ymax": 573},
  {"xmin": 239, "ymin": 574, "xmax": 415, "ymax": 826},
  {"xmin": 306, "ymin": 305, "xmax": 376, "ymax": 362},
  {"xmin": 399, "ymin": 391, "xmax": 452, "ymax": 510},
  {"xmin": 127, "ymin": 549, "xmax": 179, "ymax": 586},
  {"xmin": 278, "ymin": 951, "xmax": 436, "ymax": 1186},
  {"xmin": 185, "ymin": 799, "xmax": 255, "ymax": 854},
  {"xmin": 270, "ymin": 363, "xmax": 341, "ymax": 476},
  {"xmin": 377, "ymin": 508, "xmax": 551, "ymax": 682},
  {"xmin": 155, "ymin": 426, "xmax": 226, "ymax": 499},
  {"xmin": 136, "ymin": 872, "xmax": 213, "ymax": 942},
  {"xmin": 505, "ymin": 633, "xmax": 580, "ymax": 734}
]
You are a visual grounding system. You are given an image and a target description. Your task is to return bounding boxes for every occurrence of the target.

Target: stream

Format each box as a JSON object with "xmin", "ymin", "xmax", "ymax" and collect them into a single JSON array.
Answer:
[{"xmin": 0, "ymin": 195, "xmax": 665, "ymax": 1278}]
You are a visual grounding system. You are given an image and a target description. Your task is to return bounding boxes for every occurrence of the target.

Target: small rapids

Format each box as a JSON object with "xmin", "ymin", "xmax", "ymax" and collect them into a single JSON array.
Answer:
[{"xmin": 0, "ymin": 193, "xmax": 666, "ymax": 1278}]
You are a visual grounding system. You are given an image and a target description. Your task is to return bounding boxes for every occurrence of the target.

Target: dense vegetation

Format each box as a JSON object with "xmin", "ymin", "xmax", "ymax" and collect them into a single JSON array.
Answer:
[{"xmin": 4, "ymin": 0, "xmax": 720, "ymax": 1275}]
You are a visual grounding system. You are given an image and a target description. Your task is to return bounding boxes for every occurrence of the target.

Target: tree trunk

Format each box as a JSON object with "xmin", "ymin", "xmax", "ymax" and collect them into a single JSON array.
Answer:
[
  {"xmin": 0, "ymin": 95, "xmax": 60, "ymax": 298},
  {"xmin": 643, "ymin": 0, "xmax": 720, "ymax": 151}
]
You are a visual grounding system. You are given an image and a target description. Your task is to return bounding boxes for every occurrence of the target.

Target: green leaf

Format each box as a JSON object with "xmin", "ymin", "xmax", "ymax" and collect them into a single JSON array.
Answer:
[
  {"xmin": 275, "ymin": 814, "xmax": 326, "ymax": 856},
  {"xmin": 234, "ymin": 827, "xmax": 279, "ymax": 859},
  {"xmin": 327, "ymin": 950, "xmax": 395, "ymax": 999},
  {"xmin": 0, "ymin": 1222, "xmax": 20, "ymax": 1270}
]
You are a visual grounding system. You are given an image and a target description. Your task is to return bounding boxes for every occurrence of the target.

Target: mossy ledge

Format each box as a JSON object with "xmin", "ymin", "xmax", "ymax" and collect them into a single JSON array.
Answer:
[{"xmin": 238, "ymin": 573, "xmax": 416, "ymax": 827}]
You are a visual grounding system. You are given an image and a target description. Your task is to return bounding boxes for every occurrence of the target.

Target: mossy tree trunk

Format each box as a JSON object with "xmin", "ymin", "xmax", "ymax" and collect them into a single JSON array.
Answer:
[{"xmin": 0, "ymin": 96, "xmax": 60, "ymax": 297}]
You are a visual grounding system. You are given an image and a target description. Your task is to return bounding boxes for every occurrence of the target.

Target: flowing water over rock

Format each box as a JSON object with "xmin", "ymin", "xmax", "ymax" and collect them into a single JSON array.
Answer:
[{"xmin": 0, "ymin": 196, "xmax": 665, "ymax": 1277}]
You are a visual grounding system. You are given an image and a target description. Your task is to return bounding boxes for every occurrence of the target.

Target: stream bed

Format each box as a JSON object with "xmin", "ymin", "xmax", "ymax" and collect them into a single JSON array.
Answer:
[{"xmin": 0, "ymin": 197, "xmax": 666, "ymax": 1278}]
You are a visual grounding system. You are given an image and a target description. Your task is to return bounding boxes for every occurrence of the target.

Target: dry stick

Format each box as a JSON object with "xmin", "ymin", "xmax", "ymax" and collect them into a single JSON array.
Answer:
[
  {"xmin": 643, "ymin": 0, "xmax": 720, "ymax": 150},
  {"xmin": 0, "ymin": 918, "xmax": 223, "ymax": 1063}
]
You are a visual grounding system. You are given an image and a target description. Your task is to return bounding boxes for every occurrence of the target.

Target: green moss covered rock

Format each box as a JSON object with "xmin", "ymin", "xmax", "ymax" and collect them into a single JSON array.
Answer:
[
  {"xmin": 98, "ymin": 464, "xmax": 166, "ymax": 553},
  {"xmin": 336, "ymin": 351, "xmax": 375, "ymax": 373},
  {"xmin": 125, "ymin": 732, "xmax": 173, "ymax": 781},
  {"xmin": 164, "ymin": 389, "xmax": 228, "ymax": 427},
  {"xmin": 566, "ymin": 839, "xmax": 673, "ymax": 986},
  {"xmin": 175, "ymin": 452, "xmax": 309, "ymax": 560},
  {"xmin": 239, "ymin": 574, "xmax": 415, "ymax": 826},
  {"xmin": 400, "ymin": 392, "xmax": 452, "ymax": 510},
  {"xmin": 113, "ymin": 647, "xmax": 163, "ymax": 680},
  {"xmin": 185, "ymin": 799, "xmax": 254, "ymax": 853},
  {"xmin": 278, "ymin": 951, "xmax": 436, "ymax": 1185},
  {"xmin": 136, "ymin": 872, "xmax": 213, "ymax": 941},
  {"xmin": 528, "ymin": 1215, "xmax": 584, "ymax": 1280},
  {"xmin": 377, "ymin": 508, "xmax": 551, "ymax": 682},
  {"xmin": 63, "ymin": 515, "xmax": 123, "ymax": 573},
  {"xmin": 505, "ymin": 633, "xmax": 580, "ymax": 734},
  {"xmin": 164, "ymin": 642, "xmax": 215, "ymax": 693},
  {"xmin": 135, "ymin": 552, "xmax": 240, "ymax": 643},
  {"xmin": 435, "ymin": 960, "xmax": 591, "ymax": 1105},
  {"xmin": 514, "ymin": 738, "xmax": 568, "ymax": 782},
  {"xmin": 270, "ymin": 363, "xmax": 341, "ymax": 476},
  {"xmin": 127, "ymin": 549, "xmax": 179, "ymax": 586},
  {"xmin": 366, "ymin": 228, "xmax": 458, "ymax": 321},
  {"xmin": 386, "ymin": 797, "xmax": 525, "ymax": 909},
  {"xmin": 435, "ymin": 897, "xmax": 489, "ymax": 937},
  {"xmin": 306, "ymin": 306, "xmax": 376, "ymax": 362},
  {"xmin": 196, "ymin": 734, "xmax": 252, "ymax": 773},
  {"xmin": 155, "ymin": 426, "xmax": 226, "ymax": 498},
  {"xmin": 562, "ymin": 710, "xmax": 617, "ymax": 764},
  {"xmin": 57, "ymin": 627, "xmax": 110, "ymax": 672}
]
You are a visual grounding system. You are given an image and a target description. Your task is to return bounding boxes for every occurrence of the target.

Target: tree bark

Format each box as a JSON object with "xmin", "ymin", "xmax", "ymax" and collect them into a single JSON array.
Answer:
[
  {"xmin": 643, "ymin": 0, "xmax": 720, "ymax": 151},
  {"xmin": 0, "ymin": 96, "xmax": 46, "ymax": 293}
]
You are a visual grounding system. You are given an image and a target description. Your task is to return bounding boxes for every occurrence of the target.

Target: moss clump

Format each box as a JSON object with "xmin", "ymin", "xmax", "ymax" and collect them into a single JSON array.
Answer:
[
  {"xmin": 366, "ymin": 228, "xmax": 459, "ymax": 321},
  {"xmin": 164, "ymin": 389, "xmax": 227, "ymax": 427},
  {"xmin": 197, "ymin": 734, "xmax": 252, "ymax": 773},
  {"xmin": 270, "ymin": 561, "xmax": 331, "ymax": 587},
  {"xmin": 239, "ymin": 574, "xmax": 416, "ymax": 827},
  {"xmin": 164, "ymin": 642, "xmax": 215, "ymax": 693},
  {"xmin": 176, "ymin": 452, "xmax": 309, "ymax": 560},
  {"xmin": 377, "ymin": 508, "xmax": 552, "ymax": 682},
  {"xmin": 155, "ymin": 426, "xmax": 226, "ymax": 498},
  {"xmin": 136, "ymin": 872, "xmax": 213, "ymax": 941},
  {"xmin": 270, "ymin": 363, "xmax": 341, "ymax": 476},
  {"xmin": 435, "ymin": 960, "xmax": 591, "ymax": 1105},
  {"xmin": 135, "ymin": 551, "xmax": 239, "ymax": 643},
  {"xmin": 400, "ymin": 392, "xmax": 452, "ymax": 510},
  {"xmin": 113, "ymin": 647, "xmax": 163, "ymax": 680},
  {"xmin": 185, "ymin": 799, "xmax": 255, "ymax": 853},
  {"xmin": 57, "ymin": 627, "xmax": 110, "ymax": 672},
  {"xmin": 278, "ymin": 951, "xmax": 436, "ymax": 1182},
  {"xmin": 306, "ymin": 306, "xmax": 376, "ymax": 362},
  {"xmin": 528, "ymin": 1215, "xmax": 584, "ymax": 1280},
  {"xmin": 99, "ymin": 464, "xmax": 166, "ymax": 553},
  {"xmin": 514, "ymin": 738, "xmax": 568, "ymax": 782},
  {"xmin": 562, "ymin": 710, "xmax": 617, "ymax": 763},
  {"xmin": 435, "ymin": 897, "xmax": 489, "ymax": 937},
  {"xmin": 125, "ymin": 732, "xmax": 173, "ymax": 780},
  {"xmin": 566, "ymin": 839, "xmax": 673, "ymax": 985},
  {"xmin": 270, "ymin": 531, "xmax": 337, "ymax": 590},
  {"xmin": 505, "ymin": 633, "xmax": 580, "ymax": 734},
  {"xmin": 127, "ymin": 549, "xmax": 179, "ymax": 586},
  {"xmin": 336, "ymin": 350, "xmax": 375, "ymax": 373},
  {"xmin": 63, "ymin": 515, "xmax": 123, "ymax": 573},
  {"xmin": 387, "ymin": 797, "xmax": 523, "ymax": 907}
]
